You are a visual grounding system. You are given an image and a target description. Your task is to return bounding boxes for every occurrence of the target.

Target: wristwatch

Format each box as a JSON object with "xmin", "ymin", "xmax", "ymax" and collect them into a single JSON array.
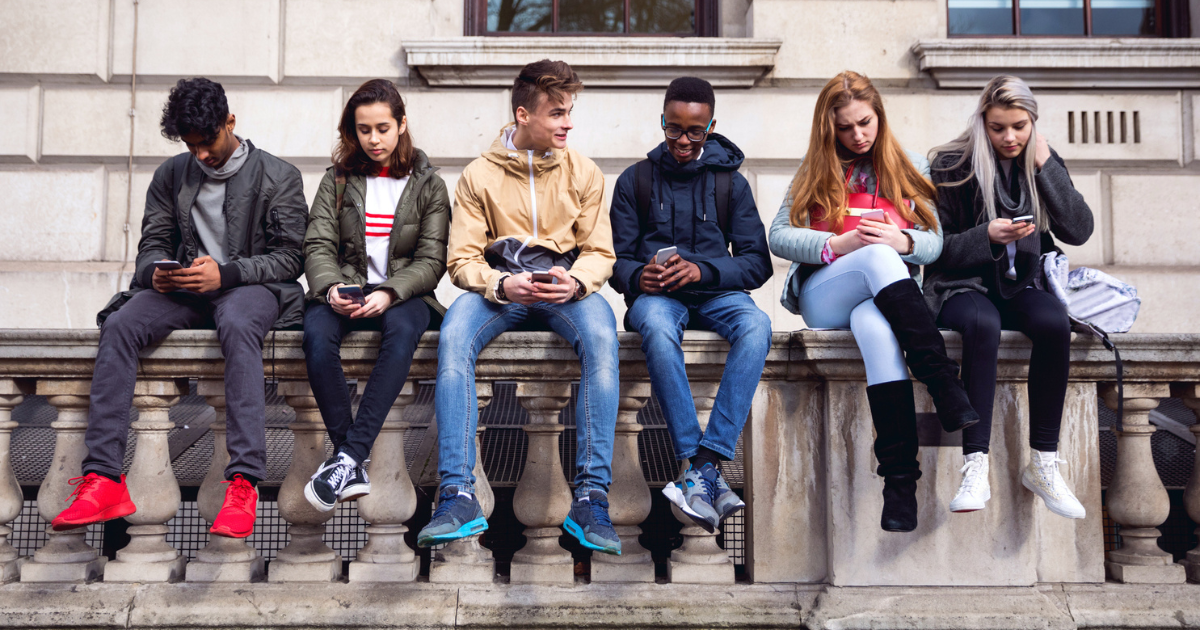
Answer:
[
  {"xmin": 572, "ymin": 277, "xmax": 586, "ymax": 301},
  {"xmin": 496, "ymin": 275, "xmax": 509, "ymax": 302}
]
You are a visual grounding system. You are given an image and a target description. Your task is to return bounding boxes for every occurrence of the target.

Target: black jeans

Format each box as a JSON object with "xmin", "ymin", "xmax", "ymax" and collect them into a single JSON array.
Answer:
[
  {"xmin": 938, "ymin": 288, "xmax": 1071, "ymax": 455},
  {"xmin": 83, "ymin": 286, "xmax": 279, "ymax": 480},
  {"xmin": 302, "ymin": 297, "xmax": 430, "ymax": 464}
]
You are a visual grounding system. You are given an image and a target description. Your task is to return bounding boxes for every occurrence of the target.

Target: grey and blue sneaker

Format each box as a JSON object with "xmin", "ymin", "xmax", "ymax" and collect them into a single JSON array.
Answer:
[
  {"xmin": 304, "ymin": 452, "xmax": 356, "ymax": 512},
  {"xmin": 563, "ymin": 489, "xmax": 621, "ymax": 556},
  {"xmin": 712, "ymin": 466, "xmax": 744, "ymax": 523},
  {"xmin": 662, "ymin": 463, "xmax": 720, "ymax": 533},
  {"xmin": 416, "ymin": 486, "xmax": 487, "ymax": 547},
  {"xmin": 338, "ymin": 459, "xmax": 371, "ymax": 503}
]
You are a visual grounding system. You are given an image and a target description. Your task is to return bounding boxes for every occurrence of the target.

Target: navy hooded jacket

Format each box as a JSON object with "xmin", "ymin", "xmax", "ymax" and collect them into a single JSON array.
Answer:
[{"xmin": 608, "ymin": 133, "xmax": 772, "ymax": 305}]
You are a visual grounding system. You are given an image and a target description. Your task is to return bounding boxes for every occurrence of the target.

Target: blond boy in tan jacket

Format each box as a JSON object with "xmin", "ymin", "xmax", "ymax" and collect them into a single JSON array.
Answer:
[{"xmin": 418, "ymin": 60, "xmax": 623, "ymax": 556}]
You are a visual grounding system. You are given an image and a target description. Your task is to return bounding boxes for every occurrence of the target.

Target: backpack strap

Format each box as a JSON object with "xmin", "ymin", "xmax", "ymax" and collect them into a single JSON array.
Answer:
[
  {"xmin": 334, "ymin": 169, "xmax": 346, "ymax": 214},
  {"xmin": 1073, "ymin": 316, "xmax": 1124, "ymax": 432},
  {"xmin": 714, "ymin": 170, "xmax": 733, "ymax": 246},
  {"xmin": 171, "ymin": 153, "xmax": 189, "ymax": 204},
  {"xmin": 634, "ymin": 159, "xmax": 653, "ymax": 239}
]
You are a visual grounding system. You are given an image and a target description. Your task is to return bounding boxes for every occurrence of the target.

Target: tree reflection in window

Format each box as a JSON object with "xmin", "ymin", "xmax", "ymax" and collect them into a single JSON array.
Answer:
[
  {"xmin": 948, "ymin": 0, "xmax": 1160, "ymax": 35},
  {"xmin": 486, "ymin": 0, "xmax": 697, "ymax": 34}
]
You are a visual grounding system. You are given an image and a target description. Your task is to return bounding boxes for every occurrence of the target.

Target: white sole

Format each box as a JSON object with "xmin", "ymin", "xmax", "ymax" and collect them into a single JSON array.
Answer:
[
  {"xmin": 338, "ymin": 482, "xmax": 371, "ymax": 502},
  {"xmin": 662, "ymin": 483, "xmax": 706, "ymax": 522},
  {"xmin": 1021, "ymin": 474, "xmax": 1085, "ymax": 519},
  {"xmin": 303, "ymin": 481, "xmax": 336, "ymax": 512}
]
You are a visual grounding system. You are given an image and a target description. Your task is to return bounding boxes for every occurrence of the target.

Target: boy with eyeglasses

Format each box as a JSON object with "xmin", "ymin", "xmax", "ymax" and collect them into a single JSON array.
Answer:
[{"xmin": 608, "ymin": 76, "xmax": 773, "ymax": 533}]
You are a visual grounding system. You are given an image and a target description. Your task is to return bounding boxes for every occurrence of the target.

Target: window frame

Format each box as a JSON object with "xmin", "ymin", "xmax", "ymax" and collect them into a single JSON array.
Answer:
[
  {"xmin": 945, "ymin": 0, "xmax": 1190, "ymax": 37},
  {"xmin": 464, "ymin": 0, "xmax": 721, "ymax": 37}
]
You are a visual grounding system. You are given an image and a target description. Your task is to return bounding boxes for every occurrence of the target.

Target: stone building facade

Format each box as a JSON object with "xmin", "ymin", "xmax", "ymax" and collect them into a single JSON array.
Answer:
[{"xmin": 0, "ymin": 0, "xmax": 1197, "ymax": 332}]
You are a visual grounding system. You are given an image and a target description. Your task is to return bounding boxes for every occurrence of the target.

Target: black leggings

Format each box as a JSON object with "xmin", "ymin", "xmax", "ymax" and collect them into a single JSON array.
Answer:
[{"xmin": 937, "ymin": 288, "xmax": 1071, "ymax": 455}]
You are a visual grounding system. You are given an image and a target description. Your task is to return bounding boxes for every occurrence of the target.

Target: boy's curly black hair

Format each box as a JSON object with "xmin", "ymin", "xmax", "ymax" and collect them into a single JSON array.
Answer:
[
  {"xmin": 160, "ymin": 77, "xmax": 229, "ymax": 143},
  {"xmin": 664, "ymin": 76, "xmax": 715, "ymax": 116}
]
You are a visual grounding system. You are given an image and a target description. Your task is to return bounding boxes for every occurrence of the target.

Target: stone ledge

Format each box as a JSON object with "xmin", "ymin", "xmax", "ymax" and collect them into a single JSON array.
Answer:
[
  {"xmin": 404, "ymin": 37, "xmax": 783, "ymax": 87},
  {"xmin": 912, "ymin": 39, "xmax": 1200, "ymax": 88}
]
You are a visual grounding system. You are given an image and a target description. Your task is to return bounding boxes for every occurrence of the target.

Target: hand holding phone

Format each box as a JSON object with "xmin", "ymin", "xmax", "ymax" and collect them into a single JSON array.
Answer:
[
  {"xmin": 530, "ymin": 272, "xmax": 557, "ymax": 285},
  {"xmin": 336, "ymin": 284, "xmax": 367, "ymax": 307},
  {"xmin": 652, "ymin": 246, "xmax": 678, "ymax": 265},
  {"xmin": 1011, "ymin": 215, "xmax": 1034, "ymax": 225},
  {"xmin": 153, "ymin": 260, "xmax": 184, "ymax": 271},
  {"xmin": 860, "ymin": 210, "xmax": 886, "ymax": 222}
]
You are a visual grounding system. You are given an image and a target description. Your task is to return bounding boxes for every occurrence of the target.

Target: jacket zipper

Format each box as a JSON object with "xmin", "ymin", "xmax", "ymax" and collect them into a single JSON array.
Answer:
[{"xmin": 527, "ymin": 150, "xmax": 538, "ymax": 239}]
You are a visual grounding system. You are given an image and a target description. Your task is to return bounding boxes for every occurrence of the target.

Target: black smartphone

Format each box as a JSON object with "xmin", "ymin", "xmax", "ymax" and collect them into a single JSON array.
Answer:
[
  {"xmin": 336, "ymin": 284, "xmax": 367, "ymax": 306},
  {"xmin": 530, "ymin": 272, "xmax": 557, "ymax": 285},
  {"xmin": 153, "ymin": 260, "xmax": 183, "ymax": 271}
]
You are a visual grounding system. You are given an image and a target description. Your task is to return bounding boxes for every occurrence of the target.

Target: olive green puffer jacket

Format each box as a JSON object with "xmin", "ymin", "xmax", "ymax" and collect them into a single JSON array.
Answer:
[{"xmin": 303, "ymin": 148, "xmax": 449, "ymax": 320}]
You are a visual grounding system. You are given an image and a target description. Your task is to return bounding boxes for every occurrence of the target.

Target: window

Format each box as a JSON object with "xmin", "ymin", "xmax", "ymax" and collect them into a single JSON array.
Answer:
[
  {"xmin": 465, "ymin": 0, "xmax": 720, "ymax": 36},
  {"xmin": 947, "ymin": 0, "xmax": 1189, "ymax": 36}
]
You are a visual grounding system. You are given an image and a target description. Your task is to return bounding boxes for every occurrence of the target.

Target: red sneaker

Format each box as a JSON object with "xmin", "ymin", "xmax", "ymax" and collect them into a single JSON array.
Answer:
[
  {"xmin": 51, "ymin": 473, "xmax": 137, "ymax": 531},
  {"xmin": 210, "ymin": 474, "xmax": 257, "ymax": 538}
]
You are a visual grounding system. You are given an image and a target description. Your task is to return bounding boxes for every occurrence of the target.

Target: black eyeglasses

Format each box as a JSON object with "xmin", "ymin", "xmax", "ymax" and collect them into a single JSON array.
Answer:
[{"xmin": 661, "ymin": 115, "xmax": 713, "ymax": 142}]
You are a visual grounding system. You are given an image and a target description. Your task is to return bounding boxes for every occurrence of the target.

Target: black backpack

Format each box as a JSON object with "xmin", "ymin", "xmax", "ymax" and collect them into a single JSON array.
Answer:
[{"xmin": 633, "ymin": 159, "xmax": 734, "ymax": 246}]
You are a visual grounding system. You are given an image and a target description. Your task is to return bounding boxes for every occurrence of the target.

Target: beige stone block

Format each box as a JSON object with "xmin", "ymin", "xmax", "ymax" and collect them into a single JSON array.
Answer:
[
  {"xmin": 284, "ymin": 0, "xmax": 409, "ymax": 80},
  {"xmin": 404, "ymin": 90, "xmax": 512, "ymax": 160},
  {"xmin": 752, "ymin": 0, "xmax": 941, "ymax": 80},
  {"xmin": 1111, "ymin": 175, "xmax": 1199, "ymax": 266},
  {"xmin": 717, "ymin": 91, "xmax": 817, "ymax": 161},
  {"xmin": 42, "ymin": 87, "xmax": 178, "ymax": 160},
  {"xmin": 0, "ymin": 0, "xmax": 110, "ymax": 80},
  {"xmin": 1037, "ymin": 93, "xmax": 1181, "ymax": 163},
  {"xmin": 111, "ymin": 0, "xmax": 280, "ymax": 83},
  {"xmin": 105, "ymin": 168, "xmax": 156, "ymax": 263},
  {"xmin": 882, "ymin": 93, "xmax": 989, "ymax": 158},
  {"xmin": 0, "ymin": 266, "xmax": 128, "ymax": 328},
  {"xmin": 0, "ymin": 169, "xmax": 106, "ymax": 262},
  {"xmin": 1056, "ymin": 170, "xmax": 1105, "ymax": 267},
  {"xmin": 225, "ymin": 88, "xmax": 343, "ymax": 160},
  {"xmin": 0, "ymin": 86, "xmax": 39, "ymax": 162},
  {"xmin": 569, "ymin": 90, "xmax": 666, "ymax": 159},
  {"xmin": 300, "ymin": 170, "xmax": 327, "ymax": 213},
  {"xmin": 1093, "ymin": 267, "xmax": 1200, "ymax": 334},
  {"xmin": 755, "ymin": 171, "xmax": 808, "ymax": 331}
]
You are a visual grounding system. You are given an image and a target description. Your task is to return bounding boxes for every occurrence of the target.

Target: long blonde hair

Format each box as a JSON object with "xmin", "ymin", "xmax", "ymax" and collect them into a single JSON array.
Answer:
[
  {"xmin": 931, "ymin": 75, "xmax": 1047, "ymax": 231},
  {"xmin": 788, "ymin": 71, "xmax": 937, "ymax": 232}
]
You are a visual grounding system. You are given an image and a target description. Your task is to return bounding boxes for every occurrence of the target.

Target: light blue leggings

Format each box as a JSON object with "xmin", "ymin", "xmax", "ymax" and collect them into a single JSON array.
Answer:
[{"xmin": 797, "ymin": 244, "xmax": 910, "ymax": 386}]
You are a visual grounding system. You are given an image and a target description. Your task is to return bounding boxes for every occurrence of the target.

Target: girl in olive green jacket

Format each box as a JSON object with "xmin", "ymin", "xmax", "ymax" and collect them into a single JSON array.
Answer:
[{"xmin": 300, "ymin": 79, "xmax": 449, "ymax": 512}]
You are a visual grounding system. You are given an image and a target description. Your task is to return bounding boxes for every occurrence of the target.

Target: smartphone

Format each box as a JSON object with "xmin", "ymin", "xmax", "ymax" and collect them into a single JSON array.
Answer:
[
  {"xmin": 153, "ymin": 260, "xmax": 183, "ymax": 271},
  {"xmin": 652, "ymin": 246, "xmax": 678, "ymax": 265},
  {"xmin": 860, "ymin": 210, "xmax": 886, "ymax": 222},
  {"xmin": 1012, "ymin": 215, "xmax": 1034, "ymax": 225},
  {"xmin": 336, "ymin": 284, "xmax": 367, "ymax": 306},
  {"xmin": 530, "ymin": 272, "xmax": 557, "ymax": 285}
]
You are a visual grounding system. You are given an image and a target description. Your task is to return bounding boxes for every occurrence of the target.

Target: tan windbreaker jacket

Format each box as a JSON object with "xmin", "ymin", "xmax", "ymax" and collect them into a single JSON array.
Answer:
[{"xmin": 448, "ymin": 125, "xmax": 615, "ymax": 303}]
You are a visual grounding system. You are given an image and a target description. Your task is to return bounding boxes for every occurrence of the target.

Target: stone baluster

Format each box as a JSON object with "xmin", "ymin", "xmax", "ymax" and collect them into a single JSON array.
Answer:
[
  {"xmin": 592, "ymin": 381, "xmax": 654, "ymax": 583},
  {"xmin": 21, "ymin": 380, "xmax": 105, "ymax": 583},
  {"xmin": 1174, "ymin": 383, "xmax": 1200, "ymax": 582},
  {"xmin": 510, "ymin": 381, "xmax": 574, "ymax": 585},
  {"xmin": 430, "ymin": 381, "xmax": 496, "ymax": 583},
  {"xmin": 350, "ymin": 381, "xmax": 419, "ymax": 582},
  {"xmin": 272, "ymin": 381, "xmax": 342, "ymax": 582},
  {"xmin": 187, "ymin": 379, "xmax": 264, "ymax": 582},
  {"xmin": 0, "ymin": 379, "xmax": 32, "ymax": 583},
  {"xmin": 668, "ymin": 380, "xmax": 735, "ymax": 584},
  {"xmin": 1101, "ymin": 383, "xmax": 1185, "ymax": 583},
  {"xmin": 105, "ymin": 379, "xmax": 188, "ymax": 582}
]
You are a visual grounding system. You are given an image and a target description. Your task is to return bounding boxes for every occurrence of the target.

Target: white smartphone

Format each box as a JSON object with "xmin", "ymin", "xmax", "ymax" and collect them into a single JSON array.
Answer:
[
  {"xmin": 652, "ymin": 246, "xmax": 678, "ymax": 265},
  {"xmin": 153, "ymin": 260, "xmax": 183, "ymax": 271},
  {"xmin": 1012, "ymin": 215, "xmax": 1034, "ymax": 225},
  {"xmin": 860, "ymin": 210, "xmax": 886, "ymax": 222}
]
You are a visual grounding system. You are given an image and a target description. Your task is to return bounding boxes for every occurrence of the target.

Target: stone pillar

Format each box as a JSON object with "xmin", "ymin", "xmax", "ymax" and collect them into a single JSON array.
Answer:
[
  {"xmin": 271, "ymin": 381, "xmax": 342, "ymax": 582},
  {"xmin": 668, "ymin": 380, "xmax": 735, "ymax": 584},
  {"xmin": 187, "ymin": 379, "xmax": 264, "ymax": 582},
  {"xmin": 510, "ymin": 381, "xmax": 574, "ymax": 585},
  {"xmin": 430, "ymin": 382, "xmax": 496, "ymax": 583},
  {"xmin": 105, "ymin": 379, "xmax": 188, "ymax": 583},
  {"xmin": 349, "ymin": 381, "xmax": 419, "ymax": 582},
  {"xmin": 21, "ymin": 380, "xmax": 105, "ymax": 583},
  {"xmin": 1101, "ymin": 383, "xmax": 1185, "ymax": 583},
  {"xmin": 592, "ymin": 381, "xmax": 654, "ymax": 583},
  {"xmin": 1174, "ymin": 384, "xmax": 1200, "ymax": 583},
  {"xmin": 0, "ymin": 379, "xmax": 32, "ymax": 583}
]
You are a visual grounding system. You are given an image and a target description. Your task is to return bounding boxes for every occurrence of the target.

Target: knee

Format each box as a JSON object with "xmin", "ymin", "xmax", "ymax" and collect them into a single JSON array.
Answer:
[
  {"xmin": 858, "ymin": 243, "xmax": 907, "ymax": 275},
  {"xmin": 731, "ymin": 309, "xmax": 772, "ymax": 352},
  {"xmin": 1025, "ymin": 310, "xmax": 1071, "ymax": 346},
  {"xmin": 216, "ymin": 317, "xmax": 267, "ymax": 350},
  {"xmin": 963, "ymin": 305, "xmax": 1002, "ymax": 341}
]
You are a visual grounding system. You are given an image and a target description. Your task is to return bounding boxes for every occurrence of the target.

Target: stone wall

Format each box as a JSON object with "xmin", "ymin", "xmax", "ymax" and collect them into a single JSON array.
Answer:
[{"xmin": 0, "ymin": 0, "xmax": 1196, "ymax": 332}]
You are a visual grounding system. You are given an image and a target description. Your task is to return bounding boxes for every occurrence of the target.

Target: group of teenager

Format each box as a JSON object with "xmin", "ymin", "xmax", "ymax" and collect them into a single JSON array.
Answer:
[{"xmin": 51, "ymin": 58, "xmax": 1092, "ymax": 558}]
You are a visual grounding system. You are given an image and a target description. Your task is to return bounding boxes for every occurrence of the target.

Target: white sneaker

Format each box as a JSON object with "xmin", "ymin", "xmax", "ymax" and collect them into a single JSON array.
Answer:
[
  {"xmin": 949, "ymin": 452, "xmax": 991, "ymax": 513},
  {"xmin": 1021, "ymin": 450, "xmax": 1086, "ymax": 519}
]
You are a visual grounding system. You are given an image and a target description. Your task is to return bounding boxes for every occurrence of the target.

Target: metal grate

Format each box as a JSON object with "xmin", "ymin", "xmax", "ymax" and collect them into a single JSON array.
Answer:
[{"xmin": 10, "ymin": 500, "xmax": 105, "ymax": 558}]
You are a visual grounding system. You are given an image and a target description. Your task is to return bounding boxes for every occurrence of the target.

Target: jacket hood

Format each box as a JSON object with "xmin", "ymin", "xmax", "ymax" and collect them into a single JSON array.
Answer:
[
  {"xmin": 647, "ymin": 132, "xmax": 744, "ymax": 177},
  {"xmin": 481, "ymin": 124, "xmax": 565, "ymax": 178}
]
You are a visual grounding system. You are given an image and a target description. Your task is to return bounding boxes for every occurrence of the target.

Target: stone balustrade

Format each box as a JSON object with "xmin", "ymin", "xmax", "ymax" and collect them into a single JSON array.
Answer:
[{"xmin": 0, "ymin": 328, "xmax": 1198, "ymax": 596}]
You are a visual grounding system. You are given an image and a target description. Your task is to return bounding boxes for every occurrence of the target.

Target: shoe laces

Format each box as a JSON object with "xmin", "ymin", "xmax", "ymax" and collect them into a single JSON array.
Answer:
[
  {"xmin": 696, "ymin": 466, "xmax": 719, "ymax": 503},
  {"xmin": 311, "ymin": 458, "xmax": 353, "ymax": 488},
  {"xmin": 65, "ymin": 475, "xmax": 102, "ymax": 502},
  {"xmin": 587, "ymin": 499, "xmax": 613, "ymax": 529},
  {"xmin": 221, "ymin": 476, "xmax": 256, "ymax": 510},
  {"xmin": 958, "ymin": 458, "xmax": 987, "ymax": 495},
  {"xmin": 432, "ymin": 494, "xmax": 467, "ymax": 519}
]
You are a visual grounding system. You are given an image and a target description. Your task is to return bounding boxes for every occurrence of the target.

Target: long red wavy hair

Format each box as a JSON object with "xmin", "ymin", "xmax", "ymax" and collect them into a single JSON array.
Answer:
[{"xmin": 788, "ymin": 71, "xmax": 937, "ymax": 232}]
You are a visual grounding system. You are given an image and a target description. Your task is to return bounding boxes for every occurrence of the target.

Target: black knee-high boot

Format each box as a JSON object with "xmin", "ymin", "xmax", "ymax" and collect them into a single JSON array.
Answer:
[
  {"xmin": 867, "ymin": 380, "xmax": 921, "ymax": 532},
  {"xmin": 873, "ymin": 279, "xmax": 980, "ymax": 433}
]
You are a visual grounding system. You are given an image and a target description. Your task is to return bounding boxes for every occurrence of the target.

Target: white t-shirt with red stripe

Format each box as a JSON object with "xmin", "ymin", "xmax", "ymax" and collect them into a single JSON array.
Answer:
[{"xmin": 364, "ymin": 166, "xmax": 410, "ymax": 285}]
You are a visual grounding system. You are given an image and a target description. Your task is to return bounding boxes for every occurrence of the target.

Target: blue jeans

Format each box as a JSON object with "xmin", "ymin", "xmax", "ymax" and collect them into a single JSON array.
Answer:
[
  {"xmin": 435, "ymin": 291, "xmax": 619, "ymax": 498},
  {"xmin": 626, "ymin": 292, "xmax": 771, "ymax": 461},
  {"xmin": 302, "ymin": 298, "xmax": 430, "ymax": 464}
]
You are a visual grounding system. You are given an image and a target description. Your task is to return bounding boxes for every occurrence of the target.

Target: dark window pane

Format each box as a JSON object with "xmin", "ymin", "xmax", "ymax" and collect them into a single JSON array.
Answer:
[
  {"xmin": 488, "ymin": 0, "xmax": 553, "ymax": 32},
  {"xmin": 1019, "ymin": 0, "xmax": 1085, "ymax": 34},
  {"xmin": 559, "ymin": 0, "xmax": 625, "ymax": 32},
  {"xmin": 630, "ymin": 0, "xmax": 696, "ymax": 33},
  {"xmin": 948, "ymin": 0, "xmax": 1014, "ymax": 35},
  {"xmin": 1092, "ymin": 0, "xmax": 1156, "ymax": 35}
]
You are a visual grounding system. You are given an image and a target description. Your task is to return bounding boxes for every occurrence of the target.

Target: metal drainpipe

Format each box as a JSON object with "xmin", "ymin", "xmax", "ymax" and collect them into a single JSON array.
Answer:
[{"xmin": 119, "ymin": 0, "xmax": 140, "ymax": 289}]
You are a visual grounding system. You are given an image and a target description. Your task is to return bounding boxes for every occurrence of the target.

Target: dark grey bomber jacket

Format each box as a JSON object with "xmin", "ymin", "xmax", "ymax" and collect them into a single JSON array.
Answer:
[{"xmin": 98, "ymin": 140, "xmax": 308, "ymax": 329}]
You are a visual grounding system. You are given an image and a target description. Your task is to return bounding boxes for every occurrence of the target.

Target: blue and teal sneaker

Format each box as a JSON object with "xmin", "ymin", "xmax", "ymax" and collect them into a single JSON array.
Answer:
[
  {"xmin": 712, "ymin": 466, "xmax": 744, "ymax": 523},
  {"xmin": 416, "ymin": 486, "xmax": 487, "ymax": 547},
  {"xmin": 662, "ymin": 463, "xmax": 720, "ymax": 533},
  {"xmin": 563, "ymin": 489, "xmax": 621, "ymax": 556}
]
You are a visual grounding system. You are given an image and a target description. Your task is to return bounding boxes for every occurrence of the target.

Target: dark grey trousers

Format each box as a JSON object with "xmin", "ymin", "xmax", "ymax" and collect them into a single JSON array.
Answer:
[{"xmin": 82, "ymin": 286, "xmax": 279, "ymax": 481}]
